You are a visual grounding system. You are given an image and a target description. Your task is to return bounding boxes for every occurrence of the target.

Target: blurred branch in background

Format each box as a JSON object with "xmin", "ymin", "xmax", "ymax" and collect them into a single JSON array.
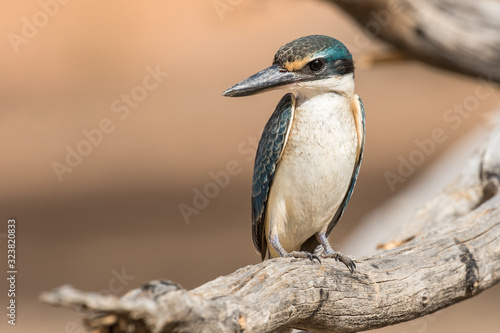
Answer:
[
  {"xmin": 41, "ymin": 122, "xmax": 500, "ymax": 332},
  {"xmin": 328, "ymin": 0, "xmax": 500, "ymax": 82}
]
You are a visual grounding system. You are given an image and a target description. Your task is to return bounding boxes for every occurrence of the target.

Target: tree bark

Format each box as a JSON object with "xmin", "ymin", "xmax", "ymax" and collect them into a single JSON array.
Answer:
[
  {"xmin": 327, "ymin": 0, "xmax": 500, "ymax": 83},
  {"xmin": 41, "ymin": 124, "xmax": 500, "ymax": 332}
]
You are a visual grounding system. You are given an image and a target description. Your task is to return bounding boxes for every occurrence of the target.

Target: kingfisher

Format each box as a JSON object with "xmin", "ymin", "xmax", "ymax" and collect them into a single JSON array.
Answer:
[{"xmin": 223, "ymin": 35, "xmax": 365, "ymax": 273}]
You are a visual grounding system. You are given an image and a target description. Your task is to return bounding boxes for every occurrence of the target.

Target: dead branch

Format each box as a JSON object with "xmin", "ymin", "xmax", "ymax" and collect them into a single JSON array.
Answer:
[
  {"xmin": 41, "ymin": 124, "xmax": 500, "ymax": 332},
  {"xmin": 328, "ymin": 0, "xmax": 500, "ymax": 83}
]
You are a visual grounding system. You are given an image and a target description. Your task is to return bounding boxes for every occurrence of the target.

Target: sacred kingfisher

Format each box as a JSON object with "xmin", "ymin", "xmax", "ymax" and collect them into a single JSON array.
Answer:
[{"xmin": 223, "ymin": 35, "xmax": 365, "ymax": 273}]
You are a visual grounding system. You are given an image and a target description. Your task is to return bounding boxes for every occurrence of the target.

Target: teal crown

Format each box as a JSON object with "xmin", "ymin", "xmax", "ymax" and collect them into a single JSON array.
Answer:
[{"xmin": 273, "ymin": 35, "xmax": 352, "ymax": 72}]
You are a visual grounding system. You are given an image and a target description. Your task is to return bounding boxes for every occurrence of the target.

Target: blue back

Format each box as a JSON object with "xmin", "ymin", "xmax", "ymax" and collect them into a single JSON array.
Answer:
[{"xmin": 252, "ymin": 93, "xmax": 295, "ymax": 259}]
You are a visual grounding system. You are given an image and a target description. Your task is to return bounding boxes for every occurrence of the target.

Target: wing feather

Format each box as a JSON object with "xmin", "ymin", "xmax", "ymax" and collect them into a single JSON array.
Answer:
[{"xmin": 252, "ymin": 93, "xmax": 295, "ymax": 260}]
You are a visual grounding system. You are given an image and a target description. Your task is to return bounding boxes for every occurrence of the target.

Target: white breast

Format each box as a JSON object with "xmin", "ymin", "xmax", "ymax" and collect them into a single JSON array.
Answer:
[{"xmin": 265, "ymin": 91, "xmax": 358, "ymax": 257}]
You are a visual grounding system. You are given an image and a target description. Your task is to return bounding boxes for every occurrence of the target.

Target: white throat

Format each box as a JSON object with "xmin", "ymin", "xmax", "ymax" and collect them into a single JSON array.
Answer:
[{"xmin": 295, "ymin": 73, "xmax": 354, "ymax": 100}]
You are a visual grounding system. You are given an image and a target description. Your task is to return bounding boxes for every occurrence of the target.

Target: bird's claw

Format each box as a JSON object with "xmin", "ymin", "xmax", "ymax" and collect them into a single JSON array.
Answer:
[
  {"xmin": 324, "ymin": 253, "xmax": 356, "ymax": 273},
  {"xmin": 286, "ymin": 251, "xmax": 321, "ymax": 263}
]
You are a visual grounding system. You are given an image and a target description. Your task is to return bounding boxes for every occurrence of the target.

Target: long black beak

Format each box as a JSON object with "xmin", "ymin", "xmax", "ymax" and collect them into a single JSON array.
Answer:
[{"xmin": 222, "ymin": 64, "xmax": 298, "ymax": 97}]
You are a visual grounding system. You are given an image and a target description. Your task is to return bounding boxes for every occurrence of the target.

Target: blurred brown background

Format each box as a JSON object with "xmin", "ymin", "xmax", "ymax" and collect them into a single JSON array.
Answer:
[{"xmin": 1, "ymin": 1, "xmax": 499, "ymax": 332}]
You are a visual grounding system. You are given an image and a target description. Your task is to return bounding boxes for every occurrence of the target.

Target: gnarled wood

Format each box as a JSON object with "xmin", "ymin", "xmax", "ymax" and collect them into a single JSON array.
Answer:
[
  {"xmin": 328, "ymin": 0, "xmax": 500, "ymax": 83},
  {"xmin": 41, "ymin": 125, "xmax": 500, "ymax": 332}
]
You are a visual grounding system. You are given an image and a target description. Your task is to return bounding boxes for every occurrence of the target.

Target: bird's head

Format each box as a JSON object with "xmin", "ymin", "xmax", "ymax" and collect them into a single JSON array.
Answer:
[{"xmin": 222, "ymin": 35, "xmax": 354, "ymax": 98}]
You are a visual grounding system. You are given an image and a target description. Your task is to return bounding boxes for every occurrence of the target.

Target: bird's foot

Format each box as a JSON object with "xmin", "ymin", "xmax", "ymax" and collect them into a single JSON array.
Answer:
[
  {"xmin": 284, "ymin": 251, "xmax": 321, "ymax": 263},
  {"xmin": 269, "ymin": 235, "xmax": 321, "ymax": 263},
  {"xmin": 323, "ymin": 252, "xmax": 356, "ymax": 273}
]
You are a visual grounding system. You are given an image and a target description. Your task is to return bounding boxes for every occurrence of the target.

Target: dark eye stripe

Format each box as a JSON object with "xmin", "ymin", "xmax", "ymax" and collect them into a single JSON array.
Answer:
[{"xmin": 335, "ymin": 59, "xmax": 355, "ymax": 75}]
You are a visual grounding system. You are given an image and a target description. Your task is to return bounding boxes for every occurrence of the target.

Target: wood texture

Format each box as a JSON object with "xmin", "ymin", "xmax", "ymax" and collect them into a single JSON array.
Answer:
[
  {"xmin": 41, "ymin": 125, "xmax": 500, "ymax": 332},
  {"xmin": 328, "ymin": 0, "xmax": 500, "ymax": 83}
]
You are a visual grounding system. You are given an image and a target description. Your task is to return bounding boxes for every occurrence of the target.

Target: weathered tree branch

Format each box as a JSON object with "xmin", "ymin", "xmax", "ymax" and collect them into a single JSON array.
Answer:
[
  {"xmin": 327, "ymin": 0, "xmax": 500, "ymax": 83},
  {"xmin": 41, "ymin": 124, "xmax": 500, "ymax": 332}
]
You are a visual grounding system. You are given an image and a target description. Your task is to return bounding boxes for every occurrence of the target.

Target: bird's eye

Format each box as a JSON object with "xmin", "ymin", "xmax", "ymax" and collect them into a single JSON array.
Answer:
[{"xmin": 309, "ymin": 59, "xmax": 325, "ymax": 72}]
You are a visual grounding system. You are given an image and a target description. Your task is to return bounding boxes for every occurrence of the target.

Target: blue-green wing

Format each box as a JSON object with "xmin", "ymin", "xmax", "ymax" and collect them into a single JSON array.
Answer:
[
  {"xmin": 252, "ymin": 93, "xmax": 295, "ymax": 260},
  {"xmin": 301, "ymin": 95, "xmax": 365, "ymax": 253}
]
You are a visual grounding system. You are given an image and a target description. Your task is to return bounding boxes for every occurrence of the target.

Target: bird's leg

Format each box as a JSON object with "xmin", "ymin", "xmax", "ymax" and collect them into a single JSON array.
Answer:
[
  {"xmin": 269, "ymin": 235, "xmax": 321, "ymax": 263},
  {"xmin": 316, "ymin": 232, "xmax": 356, "ymax": 273}
]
